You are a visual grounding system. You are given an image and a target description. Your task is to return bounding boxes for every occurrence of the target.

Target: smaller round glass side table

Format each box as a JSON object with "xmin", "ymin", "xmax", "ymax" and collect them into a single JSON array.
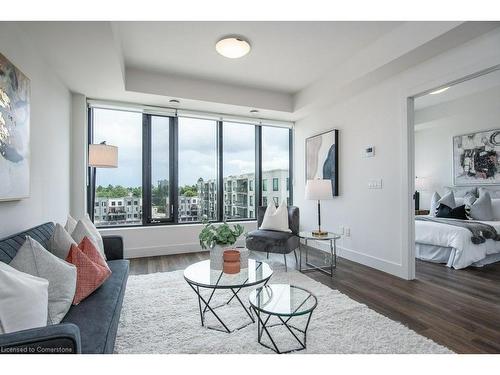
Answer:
[
  {"xmin": 298, "ymin": 231, "xmax": 341, "ymax": 277},
  {"xmin": 249, "ymin": 284, "xmax": 318, "ymax": 354}
]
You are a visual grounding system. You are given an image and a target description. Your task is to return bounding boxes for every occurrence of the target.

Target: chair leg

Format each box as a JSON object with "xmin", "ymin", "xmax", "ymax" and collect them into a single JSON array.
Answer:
[
  {"xmin": 283, "ymin": 253, "xmax": 288, "ymax": 272},
  {"xmin": 293, "ymin": 249, "xmax": 298, "ymax": 266}
]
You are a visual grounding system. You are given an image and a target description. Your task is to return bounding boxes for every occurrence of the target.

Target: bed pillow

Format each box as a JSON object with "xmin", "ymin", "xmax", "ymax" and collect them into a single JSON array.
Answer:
[
  {"xmin": 436, "ymin": 204, "xmax": 467, "ymax": 220},
  {"xmin": 49, "ymin": 223, "xmax": 77, "ymax": 260},
  {"xmin": 429, "ymin": 192, "xmax": 441, "ymax": 216},
  {"xmin": 478, "ymin": 187, "xmax": 500, "ymax": 199},
  {"xmin": 464, "ymin": 191, "xmax": 494, "ymax": 221},
  {"xmin": 259, "ymin": 201, "xmax": 291, "ymax": 232},
  {"xmin": 437, "ymin": 191, "xmax": 456, "ymax": 210},
  {"xmin": 9, "ymin": 236, "xmax": 77, "ymax": 325},
  {"xmin": 0, "ymin": 262, "xmax": 49, "ymax": 334},
  {"xmin": 491, "ymin": 199, "xmax": 500, "ymax": 220},
  {"xmin": 445, "ymin": 186, "xmax": 477, "ymax": 198}
]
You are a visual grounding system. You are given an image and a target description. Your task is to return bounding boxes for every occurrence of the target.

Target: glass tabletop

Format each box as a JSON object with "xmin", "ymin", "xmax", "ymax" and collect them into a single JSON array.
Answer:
[
  {"xmin": 184, "ymin": 259, "xmax": 273, "ymax": 289},
  {"xmin": 249, "ymin": 284, "xmax": 318, "ymax": 316},
  {"xmin": 299, "ymin": 231, "xmax": 341, "ymax": 240}
]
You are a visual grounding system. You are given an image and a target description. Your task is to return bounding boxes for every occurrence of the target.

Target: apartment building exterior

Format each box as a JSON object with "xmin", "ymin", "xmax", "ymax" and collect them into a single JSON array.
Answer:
[{"xmin": 94, "ymin": 196, "xmax": 143, "ymax": 226}]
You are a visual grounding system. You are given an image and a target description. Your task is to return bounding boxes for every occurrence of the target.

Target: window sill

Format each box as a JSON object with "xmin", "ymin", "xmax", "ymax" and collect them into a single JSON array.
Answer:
[{"xmin": 97, "ymin": 220, "xmax": 257, "ymax": 232}]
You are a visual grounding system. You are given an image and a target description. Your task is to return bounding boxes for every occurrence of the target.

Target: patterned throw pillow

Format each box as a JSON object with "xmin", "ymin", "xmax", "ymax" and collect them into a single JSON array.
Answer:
[{"xmin": 66, "ymin": 237, "xmax": 111, "ymax": 305}]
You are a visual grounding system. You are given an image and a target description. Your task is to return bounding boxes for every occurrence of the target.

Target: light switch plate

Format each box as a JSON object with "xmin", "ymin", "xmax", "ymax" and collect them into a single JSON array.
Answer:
[{"xmin": 368, "ymin": 179, "xmax": 383, "ymax": 189}]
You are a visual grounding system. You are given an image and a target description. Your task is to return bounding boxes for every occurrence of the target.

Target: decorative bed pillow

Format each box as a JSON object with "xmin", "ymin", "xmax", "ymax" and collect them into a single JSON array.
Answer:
[
  {"xmin": 259, "ymin": 201, "xmax": 291, "ymax": 232},
  {"xmin": 82, "ymin": 213, "xmax": 106, "ymax": 260},
  {"xmin": 66, "ymin": 238, "xmax": 111, "ymax": 305},
  {"xmin": 464, "ymin": 191, "xmax": 494, "ymax": 221},
  {"xmin": 0, "ymin": 261, "xmax": 49, "ymax": 334},
  {"xmin": 437, "ymin": 191, "xmax": 456, "ymax": 210},
  {"xmin": 478, "ymin": 187, "xmax": 500, "ymax": 199},
  {"xmin": 430, "ymin": 192, "xmax": 441, "ymax": 216},
  {"xmin": 9, "ymin": 236, "xmax": 77, "ymax": 325},
  {"xmin": 445, "ymin": 186, "xmax": 478, "ymax": 198},
  {"xmin": 436, "ymin": 204, "xmax": 468, "ymax": 220},
  {"xmin": 64, "ymin": 215, "xmax": 77, "ymax": 234},
  {"xmin": 49, "ymin": 223, "xmax": 77, "ymax": 260},
  {"xmin": 71, "ymin": 220, "xmax": 105, "ymax": 260}
]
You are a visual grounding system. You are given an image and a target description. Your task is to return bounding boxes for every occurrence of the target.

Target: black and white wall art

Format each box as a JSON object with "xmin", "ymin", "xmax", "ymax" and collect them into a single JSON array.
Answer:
[
  {"xmin": 453, "ymin": 129, "xmax": 500, "ymax": 186},
  {"xmin": 305, "ymin": 129, "xmax": 339, "ymax": 196},
  {"xmin": 0, "ymin": 52, "xmax": 30, "ymax": 201}
]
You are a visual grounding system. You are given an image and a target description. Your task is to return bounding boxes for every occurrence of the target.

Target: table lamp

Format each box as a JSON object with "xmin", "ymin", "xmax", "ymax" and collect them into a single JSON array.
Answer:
[
  {"xmin": 88, "ymin": 142, "xmax": 118, "ymax": 221},
  {"xmin": 305, "ymin": 179, "xmax": 333, "ymax": 237},
  {"xmin": 414, "ymin": 176, "xmax": 430, "ymax": 211}
]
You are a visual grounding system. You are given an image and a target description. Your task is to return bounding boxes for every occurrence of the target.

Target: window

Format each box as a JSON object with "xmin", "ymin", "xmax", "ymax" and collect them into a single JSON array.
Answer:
[
  {"xmin": 92, "ymin": 108, "xmax": 142, "ymax": 226},
  {"xmin": 273, "ymin": 178, "xmax": 279, "ymax": 191},
  {"xmin": 150, "ymin": 116, "xmax": 171, "ymax": 222},
  {"xmin": 223, "ymin": 122, "xmax": 255, "ymax": 220},
  {"xmin": 88, "ymin": 104, "xmax": 292, "ymax": 227},
  {"xmin": 178, "ymin": 117, "xmax": 217, "ymax": 222},
  {"xmin": 262, "ymin": 126, "xmax": 290, "ymax": 206}
]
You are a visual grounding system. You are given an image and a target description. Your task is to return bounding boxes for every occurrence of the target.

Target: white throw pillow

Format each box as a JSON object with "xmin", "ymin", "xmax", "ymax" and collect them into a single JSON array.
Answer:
[
  {"xmin": 0, "ymin": 261, "xmax": 49, "ymax": 334},
  {"xmin": 82, "ymin": 213, "xmax": 105, "ymax": 259},
  {"xmin": 49, "ymin": 223, "xmax": 77, "ymax": 260},
  {"xmin": 71, "ymin": 220, "xmax": 106, "ymax": 260},
  {"xmin": 64, "ymin": 215, "xmax": 77, "ymax": 234},
  {"xmin": 10, "ymin": 236, "xmax": 77, "ymax": 325},
  {"xmin": 259, "ymin": 201, "xmax": 291, "ymax": 232}
]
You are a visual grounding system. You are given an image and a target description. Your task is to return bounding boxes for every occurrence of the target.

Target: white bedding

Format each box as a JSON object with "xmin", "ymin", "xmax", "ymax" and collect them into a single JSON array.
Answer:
[{"xmin": 415, "ymin": 218, "xmax": 500, "ymax": 269}]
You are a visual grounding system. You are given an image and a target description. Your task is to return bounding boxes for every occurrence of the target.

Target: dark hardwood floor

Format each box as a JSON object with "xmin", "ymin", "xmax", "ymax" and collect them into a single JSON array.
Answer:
[{"xmin": 129, "ymin": 248, "xmax": 500, "ymax": 354}]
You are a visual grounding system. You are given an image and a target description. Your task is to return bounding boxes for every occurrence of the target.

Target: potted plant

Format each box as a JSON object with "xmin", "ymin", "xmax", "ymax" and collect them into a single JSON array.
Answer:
[{"xmin": 199, "ymin": 220, "xmax": 245, "ymax": 270}]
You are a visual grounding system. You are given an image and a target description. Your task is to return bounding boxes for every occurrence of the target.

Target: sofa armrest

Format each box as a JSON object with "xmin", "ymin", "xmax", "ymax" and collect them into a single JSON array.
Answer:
[
  {"xmin": 102, "ymin": 235, "xmax": 124, "ymax": 260},
  {"xmin": 0, "ymin": 323, "xmax": 81, "ymax": 354}
]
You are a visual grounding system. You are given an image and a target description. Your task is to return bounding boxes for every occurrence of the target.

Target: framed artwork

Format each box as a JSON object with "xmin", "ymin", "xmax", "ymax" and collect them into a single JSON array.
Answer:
[
  {"xmin": 305, "ymin": 129, "xmax": 339, "ymax": 196},
  {"xmin": 0, "ymin": 52, "xmax": 31, "ymax": 201},
  {"xmin": 453, "ymin": 128, "xmax": 500, "ymax": 186}
]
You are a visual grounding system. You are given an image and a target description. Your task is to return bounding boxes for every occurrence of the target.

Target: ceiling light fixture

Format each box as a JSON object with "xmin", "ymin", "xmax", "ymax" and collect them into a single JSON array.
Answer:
[
  {"xmin": 169, "ymin": 99, "xmax": 180, "ymax": 104},
  {"xmin": 429, "ymin": 87, "xmax": 450, "ymax": 95},
  {"xmin": 216, "ymin": 36, "xmax": 251, "ymax": 59},
  {"xmin": 250, "ymin": 109, "xmax": 259, "ymax": 114}
]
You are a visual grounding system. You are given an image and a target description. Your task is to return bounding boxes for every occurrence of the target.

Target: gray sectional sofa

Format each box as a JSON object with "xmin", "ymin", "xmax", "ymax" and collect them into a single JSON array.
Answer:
[{"xmin": 0, "ymin": 222, "xmax": 129, "ymax": 354}]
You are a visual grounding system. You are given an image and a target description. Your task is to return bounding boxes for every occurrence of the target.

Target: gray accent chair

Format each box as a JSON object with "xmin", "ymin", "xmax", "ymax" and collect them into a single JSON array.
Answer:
[
  {"xmin": 0, "ymin": 222, "xmax": 128, "ymax": 354},
  {"xmin": 246, "ymin": 206, "xmax": 300, "ymax": 271}
]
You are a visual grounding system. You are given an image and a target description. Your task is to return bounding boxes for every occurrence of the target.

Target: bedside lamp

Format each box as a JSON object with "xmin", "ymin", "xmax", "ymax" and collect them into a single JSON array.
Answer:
[
  {"xmin": 88, "ymin": 142, "xmax": 118, "ymax": 221},
  {"xmin": 414, "ymin": 176, "xmax": 430, "ymax": 211},
  {"xmin": 305, "ymin": 179, "xmax": 333, "ymax": 237}
]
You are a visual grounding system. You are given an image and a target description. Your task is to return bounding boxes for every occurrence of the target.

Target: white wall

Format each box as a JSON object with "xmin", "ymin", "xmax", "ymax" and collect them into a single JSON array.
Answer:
[
  {"xmin": 415, "ymin": 87, "xmax": 500, "ymax": 209},
  {"xmin": 293, "ymin": 28, "xmax": 500, "ymax": 279},
  {"xmin": 0, "ymin": 23, "xmax": 71, "ymax": 238}
]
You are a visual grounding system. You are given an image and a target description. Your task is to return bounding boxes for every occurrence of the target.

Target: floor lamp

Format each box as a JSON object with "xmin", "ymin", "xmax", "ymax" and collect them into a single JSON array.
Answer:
[
  {"xmin": 88, "ymin": 142, "xmax": 118, "ymax": 221},
  {"xmin": 305, "ymin": 179, "xmax": 333, "ymax": 237}
]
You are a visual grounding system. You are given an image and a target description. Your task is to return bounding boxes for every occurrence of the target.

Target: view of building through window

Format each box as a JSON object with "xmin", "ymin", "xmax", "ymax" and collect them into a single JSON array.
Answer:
[{"xmin": 91, "ymin": 107, "xmax": 291, "ymax": 226}]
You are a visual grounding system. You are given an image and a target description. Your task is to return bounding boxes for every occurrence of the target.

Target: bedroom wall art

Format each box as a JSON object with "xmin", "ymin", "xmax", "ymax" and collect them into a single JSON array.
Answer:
[
  {"xmin": 453, "ymin": 128, "xmax": 500, "ymax": 186},
  {"xmin": 0, "ymin": 52, "xmax": 30, "ymax": 201},
  {"xmin": 305, "ymin": 129, "xmax": 339, "ymax": 196}
]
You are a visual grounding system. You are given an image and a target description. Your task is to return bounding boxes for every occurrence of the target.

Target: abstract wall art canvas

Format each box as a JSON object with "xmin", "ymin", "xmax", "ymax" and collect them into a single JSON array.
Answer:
[
  {"xmin": 0, "ymin": 53, "xmax": 30, "ymax": 201},
  {"xmin": 453, "ymin": 129, "xmax": 500, "ymax": 186},
  {"xmin": 305, "ymin": 129, "xmax": 339, "ymax": 196}
]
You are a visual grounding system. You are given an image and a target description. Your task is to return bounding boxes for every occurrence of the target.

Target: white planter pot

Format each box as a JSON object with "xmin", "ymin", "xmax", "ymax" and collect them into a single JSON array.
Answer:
[{"xmin": 209, "ymin": 245, "xmax": 225, "ymax": 270}]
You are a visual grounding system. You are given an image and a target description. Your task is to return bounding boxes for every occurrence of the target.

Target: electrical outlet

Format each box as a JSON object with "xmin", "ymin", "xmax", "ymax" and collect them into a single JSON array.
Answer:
[{"xmin": 345, "ymin": 227, "xmax": 351, "ymax": 237}]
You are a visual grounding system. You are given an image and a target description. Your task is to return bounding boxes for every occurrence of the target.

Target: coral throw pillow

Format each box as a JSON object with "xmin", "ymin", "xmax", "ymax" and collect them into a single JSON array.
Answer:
[{"xmin": 66, "ymin": 237, "xmax": 111, "ymax": 305}]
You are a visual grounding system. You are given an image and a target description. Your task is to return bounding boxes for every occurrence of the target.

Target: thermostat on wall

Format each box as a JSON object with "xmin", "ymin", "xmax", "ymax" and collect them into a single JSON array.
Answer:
[{"xmin": 363, "ymin": 146, "xmax": 375, "ymax": 158}]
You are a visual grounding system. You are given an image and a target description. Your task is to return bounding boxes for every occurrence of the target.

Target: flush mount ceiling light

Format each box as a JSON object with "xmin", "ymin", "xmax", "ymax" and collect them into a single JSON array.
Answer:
[
  {"xmin": 429, "ymin": 86, "xmax": 450, "ymax": 95},
  {"xmin": 250, "ymin": 109, "xmax": 259, "ymax": 114},
  {"xmin": 215, "ymin": 36, "xmax": 251, "ymax": 59},
  {"xmin": 169, "ymin": 99, "xmax": 180, "ymax": 104}
]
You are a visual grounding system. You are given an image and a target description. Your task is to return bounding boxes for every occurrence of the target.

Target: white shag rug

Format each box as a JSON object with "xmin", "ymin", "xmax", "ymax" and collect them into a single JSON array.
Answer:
[{"xmin": 115, "ymin": 261, "xmax": 452, "ymax": 354}]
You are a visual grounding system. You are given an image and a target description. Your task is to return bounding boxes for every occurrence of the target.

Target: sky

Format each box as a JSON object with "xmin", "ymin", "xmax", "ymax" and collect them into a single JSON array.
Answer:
[{"xmin": 93, "ymin": 108, "xmax": 289, "ymax": 188}]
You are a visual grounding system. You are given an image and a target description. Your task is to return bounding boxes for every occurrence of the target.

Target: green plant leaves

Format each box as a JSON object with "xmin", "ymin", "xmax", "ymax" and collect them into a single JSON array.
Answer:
[{"xmin": 199, "ymin": 221, "xmax": 245, "ymax": 249}]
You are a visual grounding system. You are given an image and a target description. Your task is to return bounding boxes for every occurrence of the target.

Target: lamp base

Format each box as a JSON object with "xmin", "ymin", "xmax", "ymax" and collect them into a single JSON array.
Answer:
[{"xmin": 312, "ymin": 229, "xmax": 328, "ymax": 237}]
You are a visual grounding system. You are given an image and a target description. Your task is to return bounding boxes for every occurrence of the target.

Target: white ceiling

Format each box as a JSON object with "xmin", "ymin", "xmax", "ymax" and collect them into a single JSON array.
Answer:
[{"xmin": 114, "ymin": 21, "xmax": 403, "ymax": 93}]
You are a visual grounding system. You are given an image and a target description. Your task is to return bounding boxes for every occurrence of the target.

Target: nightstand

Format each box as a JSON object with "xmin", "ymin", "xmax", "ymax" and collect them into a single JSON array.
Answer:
[{"xmin": 415, "ymin": 210, "xmax": 430, "ymax": 216}]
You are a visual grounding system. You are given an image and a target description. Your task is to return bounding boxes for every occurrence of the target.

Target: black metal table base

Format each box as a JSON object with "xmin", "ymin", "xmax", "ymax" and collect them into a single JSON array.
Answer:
[
  {"xmin": 187, "ymin": 280, "xmax": 268, "ymax": 333},
  {"xmin": 251, "ymin": 307, "xmax": 313, "ymax": 354},
  {"xmin": 299, "ymin": 237, "xmax": 337, "ymax": 277}
]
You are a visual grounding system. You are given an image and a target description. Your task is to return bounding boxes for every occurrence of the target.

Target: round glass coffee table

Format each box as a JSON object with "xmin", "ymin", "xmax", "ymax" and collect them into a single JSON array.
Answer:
[
  {"xmin": 184, "ymin": 259, "xmax": 273, "ymax": 333},
  {"xmin": 249, "ymin": 284, "xmax": 318, "ymax": 354}
]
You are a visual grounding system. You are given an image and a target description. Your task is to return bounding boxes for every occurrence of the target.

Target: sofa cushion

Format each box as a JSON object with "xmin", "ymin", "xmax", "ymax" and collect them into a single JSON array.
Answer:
[
  {"xmin": 0, "ymin": 223, "xmax": 55, "ymax": 264},
  {"xmin": 246, "ymin": 229, "xmax": 299, "ymax": 254},
  {"xmin": 61, "ymin": 259, "xmax": 129, "ymax": 354},
  {"xmin": 49, "ymin": 223, "xmax": 77, "ymax": 260}
]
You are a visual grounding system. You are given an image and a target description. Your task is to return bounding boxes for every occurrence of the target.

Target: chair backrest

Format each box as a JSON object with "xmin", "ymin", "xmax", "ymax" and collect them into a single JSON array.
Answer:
[
  {"xmin": 0, "ymin": 222, "xmax": 55, "ymax": 264},
  {"xmin": 257, "ymin": 205, "xmax": 299, "ymax": 235}
]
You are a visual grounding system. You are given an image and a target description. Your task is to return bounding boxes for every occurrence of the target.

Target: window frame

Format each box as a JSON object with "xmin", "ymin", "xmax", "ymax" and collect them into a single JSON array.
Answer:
[{"xmin": 87, "ymin": 106, "xmax": 293, "ymax": 228}]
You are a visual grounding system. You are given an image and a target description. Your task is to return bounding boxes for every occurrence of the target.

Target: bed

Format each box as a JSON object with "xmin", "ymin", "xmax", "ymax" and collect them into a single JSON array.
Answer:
[{"xmin": 415, "ymin": 190, "xmax": 500, "ymax": 269}]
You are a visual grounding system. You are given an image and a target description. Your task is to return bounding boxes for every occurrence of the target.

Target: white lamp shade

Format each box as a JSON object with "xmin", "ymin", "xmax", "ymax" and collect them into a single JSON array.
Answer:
[
  {"xmin": 415, "ymin": 176, "xmax": 430, "ymax": 191},
  {"xmin": 305, "ymin": 179, "xmax": 333, "ymax": 200},
  {"xmin": 88, "ymin": 144, "xmax": 118, "ymax": 168}
]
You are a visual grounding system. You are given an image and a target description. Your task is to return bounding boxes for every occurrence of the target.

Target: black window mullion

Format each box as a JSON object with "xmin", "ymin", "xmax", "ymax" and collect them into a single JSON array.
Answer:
[
  {"xmin": 288, "ymin": 128, "xmax": 293, "ymax": 206},
  {"xmin": 217, "ymin": 121, "xmax": 224, "ymax": 222},
  {"xmin": 171, "ymin": 116, "xmax": 179, "ymax": 223},
  {"xmin": 142, "ymin": 114, "xmax": 152, "ymax": 224},
  {"xmin": 255, "ymin": 125, "xmax": 262, "ymax": 211},
  {"xmin": 87, "ymin": 106, "xmax": 94, "ymax": 220}
]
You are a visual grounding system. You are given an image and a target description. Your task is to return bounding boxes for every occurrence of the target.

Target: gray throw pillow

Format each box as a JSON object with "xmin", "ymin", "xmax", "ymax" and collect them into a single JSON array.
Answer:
[
  {"xmin": 430, "ymin": 192, "xmax": 441, "ymax": 217},
  {"xmin": 445, "ymin": 186, "xmax": 478, "ymax": 198},
  {"xmin": 437, "ymin": 191, "xmax": 456, "ymax": 210},
  {"xmin": 478, "ymin": 187, "xmax": 500, "ymax": 199},
  {"xmin": 10, "ymin": 236, "xmax": 77, "ymax": 325},
  {"xmin": 464, "ymin": 191, "xmax": 494, "ymax": 221},
  {"xmin": 49, "ymin": 223, "xmax": 76, "ymax": 260}
]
